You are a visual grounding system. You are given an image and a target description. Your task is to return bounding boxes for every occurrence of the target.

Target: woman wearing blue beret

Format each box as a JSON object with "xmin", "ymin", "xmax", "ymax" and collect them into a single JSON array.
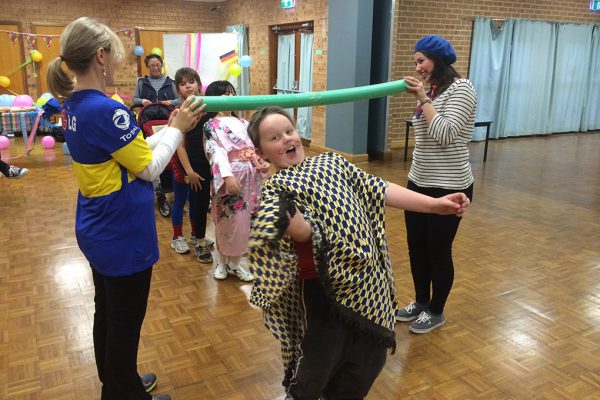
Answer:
[{"xmin": 396, "ymin": 35, "xmax": 477, "ymax": 334}]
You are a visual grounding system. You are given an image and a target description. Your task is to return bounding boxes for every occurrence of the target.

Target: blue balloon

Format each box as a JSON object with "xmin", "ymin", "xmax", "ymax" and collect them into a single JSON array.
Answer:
[
  {"xmin": 134, "ymin": 45, "xmax": 144, "ymax": 56},
  {"xmin": 239, "ymin": 55, "xmax": 253, "ymax": 68},
  {"xmin": 0, "ymin": 94, "xmax": 14, "ymax": 107}
]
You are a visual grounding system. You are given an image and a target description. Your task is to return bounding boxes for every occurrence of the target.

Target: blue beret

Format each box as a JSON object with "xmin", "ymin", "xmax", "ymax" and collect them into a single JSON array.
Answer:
[{"xmin": 414, "ymin": 35, "xmax": 457, "ymax": 65}]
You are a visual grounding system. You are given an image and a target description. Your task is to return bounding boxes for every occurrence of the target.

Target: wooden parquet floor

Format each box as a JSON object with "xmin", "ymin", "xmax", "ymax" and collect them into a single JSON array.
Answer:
[{"xmin": 1, "ymin": 132, "xmax": 599, "ymax": 399}]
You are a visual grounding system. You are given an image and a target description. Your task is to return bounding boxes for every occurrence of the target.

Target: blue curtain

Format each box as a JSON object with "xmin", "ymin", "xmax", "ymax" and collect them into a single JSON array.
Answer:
[
  {"xmin": 297, "ymin": 33, "xmax": 314, "ymax": 140},
  {"xmin": 469, "ymin": 18, "xmax": 600, "ymax": 139},
  {"xmin": 582, "ymin": 26, "xmax": 600, "ymax": 131},
  {"xmin": 549, "ymin": 24, "xmax": 594, "ymax": 133},
  {"xmin": 470, "ymin": 18, "xmax": 514, "ymax": 140},
  {"xmin": 226, "ymin": 25, "xmax": 250, "ymax": 95},
  {"xmin": 277, "ymin": 34, "xmax": 296, "ymax": 117}
]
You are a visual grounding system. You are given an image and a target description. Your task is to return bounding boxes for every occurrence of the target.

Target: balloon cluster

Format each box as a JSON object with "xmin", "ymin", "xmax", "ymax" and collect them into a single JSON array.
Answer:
[
  {"xmin": 0, "ymin": 50, "xmax": 44, "ymax": 94},
  {"xmin": 227, "ymin": 55, "xmax": 252, "ymax": 77}
]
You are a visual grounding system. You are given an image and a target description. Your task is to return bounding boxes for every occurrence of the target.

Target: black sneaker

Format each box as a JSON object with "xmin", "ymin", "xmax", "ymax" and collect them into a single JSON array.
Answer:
[
  {"xmin": 141, "ymin": 372, "xmax": 157, "ymax": 393},
  {"xmin": 195, "ymin": 242, "xmax": 213, "ymax": 264},
  {"xmin": 5, "ymin": 165, "xmax": 28, "ymax": 179}
]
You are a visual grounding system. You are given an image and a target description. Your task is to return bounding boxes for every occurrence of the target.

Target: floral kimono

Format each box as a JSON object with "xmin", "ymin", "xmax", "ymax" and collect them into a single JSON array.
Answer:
[{"xmin": 203, "ymin": 116, "xmax": 264, "ymax": 257}]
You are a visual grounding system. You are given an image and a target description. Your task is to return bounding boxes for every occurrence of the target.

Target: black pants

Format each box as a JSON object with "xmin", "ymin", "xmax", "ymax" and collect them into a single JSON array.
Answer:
[
  {"xmin": 404, "ymin": 180, "xmax": 474, "ymax": 315},
  {"xmin": 92, "ymin": 266, "xmax": 153, "ymax": 400},
  {"xmin": 287, "ymin": 279, "xmax": 388, "ymax": 400},
  {"xmin": 189, "ymin": 167, "xmax": 212, "ymax": 238},
  {"xmin": 0, "ymin": 153, "xmax": 9, "ymax": 175}
]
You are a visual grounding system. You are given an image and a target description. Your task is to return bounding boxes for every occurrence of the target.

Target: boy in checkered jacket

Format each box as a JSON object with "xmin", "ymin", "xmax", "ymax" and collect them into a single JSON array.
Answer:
[{"xmin": 246, "ymin": 107, "xmax": 470, "ymax": 400}]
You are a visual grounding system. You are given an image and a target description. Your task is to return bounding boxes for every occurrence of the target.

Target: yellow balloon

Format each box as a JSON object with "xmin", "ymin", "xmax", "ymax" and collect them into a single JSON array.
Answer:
[
  {"xmin": 0, "ymin": 76, "xmax": 10, "ymax": 88},
  {"xmin": 150, "ymin": 47, "xmax": 163, "ymax": 57},
  {"xmin": 31, "ymin": 50, "xmax": 43, "ymax": 63},
  {"xmin": 228, "ymin": 63, "xmax": 242, "ymax": 77}
]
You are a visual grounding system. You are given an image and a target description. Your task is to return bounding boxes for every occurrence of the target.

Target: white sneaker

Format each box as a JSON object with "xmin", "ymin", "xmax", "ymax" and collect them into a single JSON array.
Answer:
[
  {"xmin": 170, "ymin": 236, "xmax": 190, "ymax": 254},
  {"xmin": 226, "ymin": 265, "xmax": 253, "ymax": 282},
  {"xmin": 213, "ymin": 263, "xmax": 227, "ymax": 280},
  {"xmin": 189, "ymin": 235, "xmax": 198, "ymax": 247}
]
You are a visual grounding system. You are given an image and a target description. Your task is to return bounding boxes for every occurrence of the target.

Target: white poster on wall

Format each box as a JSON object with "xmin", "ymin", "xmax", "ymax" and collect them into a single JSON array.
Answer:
[{"xmin": 162, "ymin": 34, "xmax": 187, "ymax": 78}]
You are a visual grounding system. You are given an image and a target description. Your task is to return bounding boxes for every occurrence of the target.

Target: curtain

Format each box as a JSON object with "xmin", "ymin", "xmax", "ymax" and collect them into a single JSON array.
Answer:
[
  {"xmin": 226, "ymin": 25, "xmax": 250, "ymax": 95},
  {"xmin": 549, "ymin": 24, "xmax": 593, "ymax": 133},
  {"xmin": 582, "ymin": 26, "xmax": 600, "ymax": 131},
  {"xmin": 469, "ymin": 18, "xmax": 600, "ymax": 139},
  {"xmin": 469, "ymin": 18, "xmax": 514, "ymax": 140},
  {"xmin": 503, "ymin": 20, "xmax": 556, "ymax": 137},
  {"xmin": 277, "ymin": 34, "xmax": 296, "ymax": 117},
  {"xmin": 297, "ymin": 33, "xmax": 314, "ymax": 140}
]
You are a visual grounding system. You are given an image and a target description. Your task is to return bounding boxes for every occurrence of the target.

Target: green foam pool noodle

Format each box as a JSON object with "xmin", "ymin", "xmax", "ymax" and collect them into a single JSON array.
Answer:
[{"xmin": 196, "ymin": 80, "xmax": 408, "ymax": 112}]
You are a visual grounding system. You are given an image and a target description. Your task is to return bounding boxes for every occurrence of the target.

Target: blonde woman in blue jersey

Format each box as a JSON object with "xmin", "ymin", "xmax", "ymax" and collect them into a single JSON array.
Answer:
[{"xmin": 47, "ymin": 17, "xmax": 204, "ymax": 400}]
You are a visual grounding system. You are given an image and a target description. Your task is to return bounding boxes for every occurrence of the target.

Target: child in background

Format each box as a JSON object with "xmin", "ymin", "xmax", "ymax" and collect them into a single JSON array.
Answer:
[
  {"xmin": 172, "ymin": 68, "xmax": 213, "ymax": 263},
  {"xmin": 203, "ymin": 81, "xmax": 269, "ymax": 282},
  {"xmin": 246, "ymin": 107, "xmax": 470, "ymax": 400}
]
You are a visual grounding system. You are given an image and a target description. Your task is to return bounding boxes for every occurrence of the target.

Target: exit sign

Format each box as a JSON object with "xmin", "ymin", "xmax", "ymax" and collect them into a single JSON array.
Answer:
[
  {"xmin": 592, "ymin": 0, "xmax": 600, "ymax": 11},
  {"xmin": 281, "ymin": 0, "xmax": 296, "ymax": 9}
]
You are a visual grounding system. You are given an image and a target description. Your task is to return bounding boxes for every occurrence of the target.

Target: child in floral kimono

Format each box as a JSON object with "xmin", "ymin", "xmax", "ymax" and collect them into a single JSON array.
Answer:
[
  {"xmin": 246, "ymin": 107, "xmax": 470, "ymax": 400},
  {"xmin": 203, "ymin": 81, "xmax": 269, "ymax": 282}
]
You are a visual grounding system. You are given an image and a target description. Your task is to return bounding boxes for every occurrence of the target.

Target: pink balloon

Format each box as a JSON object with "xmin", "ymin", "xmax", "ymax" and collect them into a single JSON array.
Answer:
[
  {"xmin": 0, "ymin": 135, "xmax": 9, "ymax": 150},
  {"xmin": 41, "ymin": 135, "xmax": 56, "ymax": 149},
  {"xmin": 13, "ymin": 95, "xmax": 34, "ymax": 107}
]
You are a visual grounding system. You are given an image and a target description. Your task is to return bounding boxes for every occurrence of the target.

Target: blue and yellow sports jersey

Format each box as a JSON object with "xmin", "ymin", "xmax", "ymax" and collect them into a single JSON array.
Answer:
[{"xmin": 63, "ymin": 89, "xmax": 158, "ymax": 276}]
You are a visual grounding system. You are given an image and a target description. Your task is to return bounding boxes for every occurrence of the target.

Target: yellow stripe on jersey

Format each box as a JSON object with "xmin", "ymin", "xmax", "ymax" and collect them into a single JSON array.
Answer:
[
  {"xmin": 73, "ymin": 159, "xmax": 123, "ymax": 198},
  {"xmin": 111, "ymin": 131, "xmax": 153, "ymax": 174}
]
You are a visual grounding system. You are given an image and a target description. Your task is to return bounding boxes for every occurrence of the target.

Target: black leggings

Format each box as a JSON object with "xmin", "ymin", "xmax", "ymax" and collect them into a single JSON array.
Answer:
[
  {"xmin": 404, "ymin": 180, "xmax": 473, "ymax": 315},
  {"xmin": 0, "ymin": 153, "xmax": 10, "ymax": 175},
  {"xmin": 189, "ymin": 165, "xmax": 212, "ymax": 239}
]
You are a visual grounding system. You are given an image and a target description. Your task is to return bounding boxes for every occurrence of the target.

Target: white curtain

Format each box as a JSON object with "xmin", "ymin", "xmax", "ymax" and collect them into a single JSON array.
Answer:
[
  {"xmin": 277, "ymin": 34, "xmax": 295, "ymax": 117},
  {"xmin": 297, "ymin": 33, "xmax": 314, "ymax": 140},
  {"xmin": 226, "ymin": 24, "xmax": 250, "ymax": 95}
]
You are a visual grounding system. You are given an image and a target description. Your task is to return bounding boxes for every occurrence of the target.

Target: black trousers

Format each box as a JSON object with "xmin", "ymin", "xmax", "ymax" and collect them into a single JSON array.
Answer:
[
  {"xmin": 189, "ymin": 167, "xmax": 212, "ymax": 239},
  {"xmin": 0, "ymin": 153, "xmax": 10, "ymax": 175},
  {"xmin": 404, "ymin": 180, "xmax": 473, "ymax": 315},
  {"xmin": 92, "ymin": 266, "xmax": 153, "ymax": 400},
  {"xmin": 287, "ymin": 279, "xmax": 388, "ymax": 400}
]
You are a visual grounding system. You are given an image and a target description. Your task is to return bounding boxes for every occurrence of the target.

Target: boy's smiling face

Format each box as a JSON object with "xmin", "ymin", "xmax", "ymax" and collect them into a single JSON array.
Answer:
[{"xmin": 257, "ymin": 113, "xmax": 305, "ymax": 170}]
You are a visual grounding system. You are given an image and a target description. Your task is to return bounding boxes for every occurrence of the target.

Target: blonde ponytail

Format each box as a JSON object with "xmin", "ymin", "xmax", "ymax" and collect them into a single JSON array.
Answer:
[
  {"xmin": 47, "ymin": 56, "xmax": 75, "ymax": 99},
  {"xmin": 45, "ymin": 17, "xmax": 125, "ymax": 99}
]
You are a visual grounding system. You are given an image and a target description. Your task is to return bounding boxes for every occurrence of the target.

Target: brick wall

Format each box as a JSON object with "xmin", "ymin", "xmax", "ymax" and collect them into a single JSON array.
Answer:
[
  {"xmin": 388, "ymin": 0, "xmax": 600, "ymax": 150},
  {"xmin": 221, "ymin": 0, "xmax": 329, "ymax": 146},
  {"xmin": 4, "ymin": 0, "xmax": 599, "ymax": 153}
]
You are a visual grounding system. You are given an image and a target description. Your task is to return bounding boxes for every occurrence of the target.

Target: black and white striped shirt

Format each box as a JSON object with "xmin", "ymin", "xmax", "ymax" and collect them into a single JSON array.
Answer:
[{"xmin": 408, "ymin": 78, "xmax": 477, "ymax": 190}]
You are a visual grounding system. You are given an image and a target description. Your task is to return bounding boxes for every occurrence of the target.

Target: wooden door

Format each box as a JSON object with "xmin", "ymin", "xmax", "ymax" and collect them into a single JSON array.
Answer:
[
  {"xmin": 33, "ymin": 25, "xmax": 64, "ymax": 97},
  {"xmin": 0, "ymin": 23, "xmax": 27, "ymax": 96}
]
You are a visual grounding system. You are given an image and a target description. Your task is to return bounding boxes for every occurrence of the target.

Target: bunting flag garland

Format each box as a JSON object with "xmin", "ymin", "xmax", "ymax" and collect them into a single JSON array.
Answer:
[
  {"xmin": 9, "ymin": 31, "xmax": 18, "ymax": 45},
  {"xmin": 0, "ymin": 27, "xmax": 140, "ymax": 49},
  {"xmin": 25, "ymin": 34, "xmax": 36, "ymax": 49},
  {"xmin": 122, "ymin": 28, "xmax": 135, "ymax": 40},
  {"xmin": 42, "ymin": 35, "xmax": 53, "ymax": 48}
]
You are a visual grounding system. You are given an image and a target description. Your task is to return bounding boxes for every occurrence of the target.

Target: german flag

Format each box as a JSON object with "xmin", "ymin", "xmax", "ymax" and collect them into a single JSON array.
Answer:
[{"xmin": 219, "ymin": 49, "xmax": 238, "ymax": 64}]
